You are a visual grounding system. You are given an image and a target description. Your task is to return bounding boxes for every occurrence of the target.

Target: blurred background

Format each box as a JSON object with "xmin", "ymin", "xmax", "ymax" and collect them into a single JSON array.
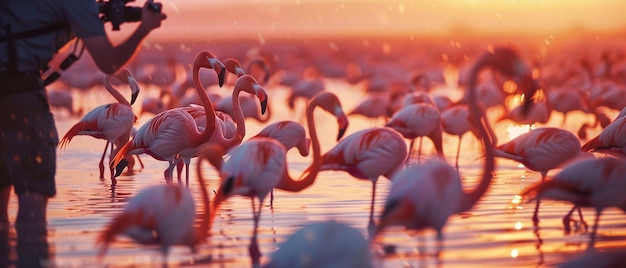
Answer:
[{"xmin": 125, "ymin": 0, "xmax": 626, "ymax": 41}]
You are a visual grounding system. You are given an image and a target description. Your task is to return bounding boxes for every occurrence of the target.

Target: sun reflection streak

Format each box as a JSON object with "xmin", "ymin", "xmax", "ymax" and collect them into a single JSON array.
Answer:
[
  {"xmin": 515, "ymin": 221, "xmax": 522, "ymax": 230},
  {"xmin": 509, "ymin": 195, "xmax": 523, "ymax": 210},
  {"xmin": 511, "ymin": 248, "xmax": 519, "ymax": 258}
]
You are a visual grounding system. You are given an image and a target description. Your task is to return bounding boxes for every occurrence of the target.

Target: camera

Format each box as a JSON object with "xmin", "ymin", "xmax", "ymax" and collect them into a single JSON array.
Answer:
[{"xmin": 97, "ymin": 0, "xmax": 162, "ymax": 31}]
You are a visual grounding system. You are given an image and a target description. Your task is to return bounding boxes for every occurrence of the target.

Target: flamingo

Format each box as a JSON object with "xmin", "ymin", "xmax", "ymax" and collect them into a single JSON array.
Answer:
[
  {"xmin": 348, "ymin": 91, "xmax": 391, "ymax": 125},
  {"xmin": 174, "ymin": 74, "xmax": 269, "ymax": 185},
  {"xmin": 314, "ymin": 126, "xmax": 408, "ymax": 234},
  {"xmin": 60, "ymin": 68, "xmax": 140, "ymax": 185},
  {"xmin": 204, "ymin": 91, "xmax": 348, "ymax": 265},
  {"xmin": 441, "ymin": 104, "xmax": 478, "ymax": 169},
  {"xmin": 110, "ymin": 51, "xmax": 225, "ymax": 184},
  {"xmin": 262, "ymin": 220, "xmax": 373, "ymax": 268},
  {"xmin": 253, "ymin": 120, "xmax": 311, "ymax": 206},
  {"xmin": 386, "ymin": 102, "xmax": 444, "ymax": 164},
  {"xmin": 521, "ymin": 157, "xmax": 626, "ymax": 250},
  {"xmin": 96, "ymin": 144, "xmax": 220, "ymax": 264},
  {"xmin": 581, "ymin": 109, "xmax": 626, "ymax": 158},
  {"xmin": 494, "ymin": 127, "xmax": 585, "ymax": 227},
  {"xmin": 375, "ymin": 46, "xmax": 537, "ymax": 254},
  {"xmin": 47, "ymin": 88, "xmax": 83, "ymax": 117}
]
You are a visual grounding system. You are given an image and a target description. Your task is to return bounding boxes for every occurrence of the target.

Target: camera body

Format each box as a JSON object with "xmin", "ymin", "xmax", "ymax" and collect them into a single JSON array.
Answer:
[{"xmin": 97, "ymin": 0, "xmax": 161, "ymax": 31}]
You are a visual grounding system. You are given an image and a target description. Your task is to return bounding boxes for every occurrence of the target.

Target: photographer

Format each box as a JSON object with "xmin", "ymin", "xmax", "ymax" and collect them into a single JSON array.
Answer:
[{"xmin": 0, "ymin": 0, "xmax": 165, "ymax": 266}]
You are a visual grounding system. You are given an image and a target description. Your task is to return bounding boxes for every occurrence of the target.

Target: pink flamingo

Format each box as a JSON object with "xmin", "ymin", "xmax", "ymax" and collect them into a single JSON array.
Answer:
[
  {"xmin": 386, "ymin": 102, "xmax": 444, "ymax": 164},
  {"xmin": 204, "ymin": 91, "xmax": 348, "ymax": 265},
  {"xmin": 60, "ymin": 68, "xmax": 140, "ymax": 184},
  {"xmin": 441, "ymin": 104, "xmax": 478, "ymax": 169},
  {"xmin": 494, "ymin": 127, "xmax": 585, "ymax": 226},
  {"xmin": 174, "ymin": 74, "xmax": 269, "ymax": 185},
  {"xmin": 348, "ymin": 92, "xmax": 391, "ymax": 125},
  {"xmin": 497, "ymin": 89, "xmax": 551, "ymax": 128},
  {"xmin": 314, "ymin": 126, "xmax": 408, "ymax": 234},
  {"xmin": 522, "ymin": 157, "xmax": 626, "ymax": 249},
  {"xmin": 581, "ymin": 110, "xmax": 626, "ymax": 158},
  {"xmin": 375, "ymin": 46, "xmax": 537, "ymax": 254},
  {"xmin": 262, "ymin": 220, "xmax": 373, "ymax": 268},
  {"xmin": 47, "ymin": 88, "xmax": 83, "ymax": 117},
  {"xmin": 96, "ymin": 144, "xmax": 219, "ymax": 264},
  {"xmin": 111, "ymin": 51, "xmax": 225, "ymax": 184}
]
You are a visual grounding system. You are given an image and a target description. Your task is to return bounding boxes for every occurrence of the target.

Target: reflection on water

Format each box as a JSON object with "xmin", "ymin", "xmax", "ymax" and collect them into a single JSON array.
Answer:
[{"xmin": 10, "ymin": 80, "xmax": 626, "ymax": 267}]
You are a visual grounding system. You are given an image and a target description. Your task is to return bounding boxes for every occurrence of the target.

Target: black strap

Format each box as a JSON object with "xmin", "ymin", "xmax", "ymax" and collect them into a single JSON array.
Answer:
[
  {"xmin": 0, "ymin": 23, "xmax": 68, "ymax": 42},
  {"xmin": 2, "ymin": 23, "xmax": 68, "ymax": 74}
]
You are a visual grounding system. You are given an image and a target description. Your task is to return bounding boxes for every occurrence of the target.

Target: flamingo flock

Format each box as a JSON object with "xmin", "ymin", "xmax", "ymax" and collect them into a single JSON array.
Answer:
[{"xmin": 48, "ymin": 41, "xmax": 626, "ymax": 267}]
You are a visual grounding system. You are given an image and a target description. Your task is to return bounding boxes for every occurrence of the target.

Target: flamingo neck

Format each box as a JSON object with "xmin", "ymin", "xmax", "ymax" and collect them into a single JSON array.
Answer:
[
  {"xmin": 193, "ymin": 64, "xmax": 217, "ymax": 146},
  {"xmin": 217, "ymin": 86, "xmax": 246, "ymax": 151},
  {"xmin": 460, "ymin": 62, "xmax": 496, "ymax": 212},
  {"xmin": 104, "ymin": 76, "xmax": 130, "ymax": 105},
  {"xmin": 276, "ymin": 100, "xmax": 321, "ymax": 192}
]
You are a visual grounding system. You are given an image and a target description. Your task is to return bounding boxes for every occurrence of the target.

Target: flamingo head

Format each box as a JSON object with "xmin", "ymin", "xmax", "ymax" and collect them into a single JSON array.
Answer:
[
  {"xmin": 236, "ymin": 75, "xmax": 269, "ymax": 115},
  {"xmin": 194, "ymin": 51, "xmax": 226, "ymax": 87},
  {"xmin": 223, "ymin": 58, "xmax": 246, "ymax": 78},
  {"xmin": 311, "ymin": 92, "xmax": 349, "ymax": 141},
  {"xmin": 127, "ymin": 76, "xmax": 140, "ymax": 105},
  {"xmin": 476, "ymin": 47, "xmax": 537, "ymax": 115}
]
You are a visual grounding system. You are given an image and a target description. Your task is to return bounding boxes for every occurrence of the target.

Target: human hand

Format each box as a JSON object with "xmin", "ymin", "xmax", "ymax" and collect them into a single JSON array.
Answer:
[{"xmin": 140, "ymin": 0, "xmax": 167, "ymax": 31}]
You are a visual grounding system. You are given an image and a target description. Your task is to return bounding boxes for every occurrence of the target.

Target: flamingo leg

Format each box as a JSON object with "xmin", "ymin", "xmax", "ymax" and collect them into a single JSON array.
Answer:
[
  {"xmin": 533, "ymin": 173, "xmax": 548, "ymax": 226},
  {"xmin": 418, "ymin": 136, "xmax": 423, "ymax": 163},
  {"xmin": 407, "ymin": 139, "xmax": 415, "ymax": 166},
  {"xmin": 368, "ymin": 180, "xmax": 377, "ymax": 238},
  {"xmin": 99, "ymin": 141, "xmax": 110, "ymax": 179},
  {"xmin": 270, "ymin": 190, "xmax": 274, "ymax": 208},
  {"xmin": 588, "ymin": 209, "xmax": 602, "ymax": 250},
  {"xmin": 136, "ymin": 155, "xmax": 145, "ymax": 169},
  {"xmin": 249, "ymin": 198, "xmax": 261, "ymax": 266},
  {"xmin": 185, "ymin": 161, "xmax": 190, "ymax": 188},
  {"xmin": 455, "ymin": 136, "xmax": 463, "ymax": 170},
  {"xmin": 562, "ymin": 206, "xmax": 577, "ymax": 234},
  {"xmin": 108, "ymin": 141, "xmax": 116, "ymax": 184}
]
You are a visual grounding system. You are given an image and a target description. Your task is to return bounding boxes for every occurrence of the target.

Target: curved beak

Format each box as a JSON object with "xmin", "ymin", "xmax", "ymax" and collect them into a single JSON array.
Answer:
[
  {"xmin": 337, "ymin": 113, "xmax": 349, "ymax": 141},
  {"xmin": 256, "ymin": 86, "xmax": 269, "ymax": 115}
]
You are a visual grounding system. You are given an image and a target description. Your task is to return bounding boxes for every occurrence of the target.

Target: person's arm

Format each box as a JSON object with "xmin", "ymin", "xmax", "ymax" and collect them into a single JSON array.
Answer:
[{"xmin": 82, "ymin": 0, "xmax": 166, "ymax": 74}]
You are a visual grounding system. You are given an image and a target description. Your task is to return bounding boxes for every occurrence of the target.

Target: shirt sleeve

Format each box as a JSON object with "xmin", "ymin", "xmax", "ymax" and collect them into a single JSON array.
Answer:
[{"xmin": 63, "ymin": 0, "xmax": 106, "ymax": 38}]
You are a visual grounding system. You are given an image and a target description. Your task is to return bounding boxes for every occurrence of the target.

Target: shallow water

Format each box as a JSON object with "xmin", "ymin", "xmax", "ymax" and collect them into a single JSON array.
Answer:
[{"xmin": 9, "ymin": 80, "xmax": 626, "ymax": 267}]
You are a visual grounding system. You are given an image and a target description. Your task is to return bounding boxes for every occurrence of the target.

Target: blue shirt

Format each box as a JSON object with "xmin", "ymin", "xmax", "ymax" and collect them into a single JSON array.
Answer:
[{"xmin": 0, "ymin": 0, "xmax": 106, "ymax": 72}]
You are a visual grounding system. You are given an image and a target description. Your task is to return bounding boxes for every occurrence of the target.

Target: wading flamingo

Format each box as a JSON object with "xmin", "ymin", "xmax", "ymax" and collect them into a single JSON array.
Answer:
[
  {"xmin": 204, "ymin": 92, "xmax": 348, "ymax": 265},
  {"xmin": 60, "ymin": 68, "xmax": 139, "ymax": 185},
  {"xmin": 581, "ymin": 108, "xmax": 626, "ymax": 158},
  {"xmin": 110, "ymin": 51, "xmax": 225, "ymax": 184},
  {"xmin": 262, "ymin": 220, "xmax": 373, "ymax": 268},
  {"xmin": 386, "ymin": 102, "xmax": 444, "ymax": 164},
  {"xmin": 494, "ymin": 127, "xmax": 587, "ymax": 228},
  {"xmin": 314, "ymin": 125, "xmax": 408, "ymax": 234},
  {"xmin": 96, "ymin": 144, "xmax": 221, "ymax": 264},
  {"xmin": 375, "ymin": 46, "xmax": 537, "ymax": 254},
  {"xmin": 441, "ymin": 104, "xmax": 478, "ymax": 169},
  {"xmin": 522, "ymin": 157, "xmax": 626, "ymax": 250},
  {"xmin": 253, "ymin": 120, "xmax": 311, "ymax": 206}
]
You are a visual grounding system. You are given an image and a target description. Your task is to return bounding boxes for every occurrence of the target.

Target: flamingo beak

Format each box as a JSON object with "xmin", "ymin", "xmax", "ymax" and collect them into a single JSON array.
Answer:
[
  {"xmin": 130, "ymin": 91, "xmax": 139, "ymax": 105},
  {"xmin": 113, "ymin": 158, "xmax": 129, "ymax": 177},
  {"xmin": 256, "ymin": 87, "xmax": 269, "ymax": 115},
  {"xmin": 217, "ymin": 66, "xmax": 226, "ymax": 87},
  {"xmin": 337, "ymin": 113, "xmax": 349, "ymax": 141}
]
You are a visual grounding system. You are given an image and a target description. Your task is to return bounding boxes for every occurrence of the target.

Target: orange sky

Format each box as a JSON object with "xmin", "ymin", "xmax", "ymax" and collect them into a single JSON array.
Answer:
[{"xmin": 111, "ymin": 0, "xmax": 626, "ymax": 41}]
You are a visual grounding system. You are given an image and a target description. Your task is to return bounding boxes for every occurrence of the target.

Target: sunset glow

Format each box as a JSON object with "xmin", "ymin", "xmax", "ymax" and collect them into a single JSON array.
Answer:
[{"xmin": 137, "ymin": 0, "xmax": 626, "ymax": 41}]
